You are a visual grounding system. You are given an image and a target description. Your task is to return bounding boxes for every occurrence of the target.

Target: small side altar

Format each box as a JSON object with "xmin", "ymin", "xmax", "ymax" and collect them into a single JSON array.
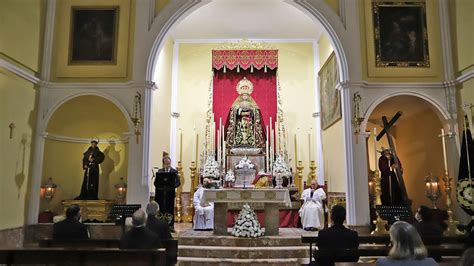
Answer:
[
  {"xmin": 201, "ymin": 188, "xmax": 291, "ymax": 236},
  {"xmin": 62, "ymin": 199, "xmax": 115, "ymax": 222}
]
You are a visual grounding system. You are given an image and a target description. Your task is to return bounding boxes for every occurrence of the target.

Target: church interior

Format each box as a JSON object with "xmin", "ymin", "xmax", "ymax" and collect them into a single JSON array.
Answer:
[{"xmin": 1, "ymin": 0, "xmax": 473, "ymax": 265}]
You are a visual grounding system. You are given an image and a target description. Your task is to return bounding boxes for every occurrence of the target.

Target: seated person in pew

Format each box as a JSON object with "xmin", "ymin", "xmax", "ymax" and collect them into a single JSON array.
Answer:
[
  {"xmin": 120, "ymin": 209, "xmax": 160, "ymax": 249},
  {"xmin": 146, "ymin": 201, "xmax": 172, "ymax": 239},
  {"xmin": 413, "ymin": 205, "xmax": 444, "ymax": 240},
  {"xmin": 313, "ymin": 205, "xmax": 359, "ymax": 266},
  {"xmin": 193, "ymin": 178, "xmax": 214, "ymax": 231},
  {"xmin": 53, "ymin": 204, "xmax": 90, "ymax": 240},
  {"xmin": 376, "ymin": 221, "xmax": 437, "ymax": 266},
  {"xmin": 460, "ymin": 247, "xmax": 474, "ymax": 266},
  {"xmin": 299, "ymin": 179, "xmax": 326, "ymax": 231}
]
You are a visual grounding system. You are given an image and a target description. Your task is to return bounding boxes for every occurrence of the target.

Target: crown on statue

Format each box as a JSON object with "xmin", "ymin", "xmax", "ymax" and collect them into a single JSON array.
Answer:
[{"xmin": 236, "ymin": 77, "xmax": 254, "ymax": 95}]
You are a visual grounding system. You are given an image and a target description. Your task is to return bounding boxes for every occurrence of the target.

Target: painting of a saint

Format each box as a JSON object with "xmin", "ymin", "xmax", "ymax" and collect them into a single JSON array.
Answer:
[
  {"xmin": 319, "ymin": 52, "xmax": 340, "ymax": 130},
  {"xmin": 373, "ymin": 2, "xmax": 429, "ymax": 67},
  {"xmin": 69, "ymin": 7, "xmax": 118, "ymax": 64}
]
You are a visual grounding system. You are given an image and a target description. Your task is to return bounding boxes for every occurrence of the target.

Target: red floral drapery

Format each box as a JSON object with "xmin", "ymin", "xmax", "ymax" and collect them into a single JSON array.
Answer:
[{"xmin": 212, "ymin": 50, "xmax": 278, "ymax": 70}]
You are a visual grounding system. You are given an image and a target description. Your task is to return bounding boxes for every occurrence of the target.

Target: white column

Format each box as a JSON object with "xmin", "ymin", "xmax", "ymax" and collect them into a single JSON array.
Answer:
[
  {"xmin": 169, "ymin": 41, "xmax": 180, "ymax": 166},
  {"xmin": 312, "ymin": 39, "xmax": 324, "ymax": 185}
]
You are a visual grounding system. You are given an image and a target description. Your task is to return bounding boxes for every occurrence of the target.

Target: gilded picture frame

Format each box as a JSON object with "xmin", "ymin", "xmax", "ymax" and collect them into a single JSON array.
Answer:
[
  {"xmin": 69, "ymin": 6, "xmax": 119, "ymax": 64},
  {"xmin": 373, "ymin": 1, "xmax": 430, "ymax": 67},
  {"xmin": 319, "ymin": 52, "xmax": 341, "ymax": 130}
]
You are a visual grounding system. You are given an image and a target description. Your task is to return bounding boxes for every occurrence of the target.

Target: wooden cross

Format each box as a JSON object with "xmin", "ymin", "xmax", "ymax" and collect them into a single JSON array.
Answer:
[
  {"xmin": 376, "ymin": 111, "xmax": 412, "ymax": 208},
  {"xmin": 9, "ymin": 122, "xmax": 15, "ymax": 139}
]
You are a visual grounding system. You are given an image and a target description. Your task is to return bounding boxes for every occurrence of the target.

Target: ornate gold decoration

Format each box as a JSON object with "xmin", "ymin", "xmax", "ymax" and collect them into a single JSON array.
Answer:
[
  {"xmin": 62, "ymin": 199, "xmax": 114, "ymax": 222},
  {"xmin": 443, "ymin": 172, "xmax": 463, "ymax": 235},
  {"xmin": 371, "ymin": 170, "xmax": 388, "ymax": 235},
  {"xmin": 174, "ymin": 196, "xmax": 183, "ymax": 223},
  {"xmin": 236, "ymin": 77, "xmax": 254, "ymax": 95},
  {"xmin": 308, "ymin": 160, "xmax": 317, "ymax": 185},
  {"xmin": 215, "ymin": 39, "xmax": 274, "ymax": 50},
  {"xmin": 131, "ymin": 92, "xmax": 142, "ymax": 144},
  {"xmin": 352, "ymin": 92, "xmax": 364, "ymax": 139},
  {"xmin": 296, "ymin": 161, "xmax": 304, "ymax": 193},
  {"xmin": 182, "ymin": 161, "xmax": 197, "ymax": 223}
]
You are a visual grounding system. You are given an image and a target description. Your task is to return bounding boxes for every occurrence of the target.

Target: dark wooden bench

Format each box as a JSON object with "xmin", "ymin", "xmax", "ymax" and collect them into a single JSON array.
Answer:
[
  {"xmin": 302, "ymin": 235, "xmax": 467, "ymax": 261},
  {"xmin": 38, "ymin": 238, "xmax": 178, "ymax": 265},
  {"xmin": 0, "ymin": 248, "xmax": 166, "ymax": 266}
]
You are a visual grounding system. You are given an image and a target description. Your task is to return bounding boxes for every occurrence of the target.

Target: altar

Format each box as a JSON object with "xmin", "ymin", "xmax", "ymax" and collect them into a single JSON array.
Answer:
[{"xmin": 201, "ymin": 188, "xmax": 291, "ymax": 236}]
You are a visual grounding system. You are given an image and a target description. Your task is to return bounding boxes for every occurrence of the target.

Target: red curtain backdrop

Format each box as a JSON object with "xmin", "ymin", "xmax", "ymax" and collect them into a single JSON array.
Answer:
[{"xmin": 212, "ymin": 68, "xmax": 277, "ymax": 138}]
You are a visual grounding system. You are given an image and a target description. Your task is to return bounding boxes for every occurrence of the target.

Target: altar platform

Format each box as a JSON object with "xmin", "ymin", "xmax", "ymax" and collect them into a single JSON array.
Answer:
[{"xmin": 177, "ymin": 227, "xmax": 309, "ymax": 265}]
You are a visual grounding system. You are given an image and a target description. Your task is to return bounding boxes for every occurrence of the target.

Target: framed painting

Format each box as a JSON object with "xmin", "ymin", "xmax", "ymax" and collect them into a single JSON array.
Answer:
[
  {"xmin": 319, "ymin": 52, "xmax": 340, "ymax": 130},
  {"xmin": 373, "ymin": 1, "xmax": 430, "ymax": 67},
  {"xmin": 69, "ymin": 7, "xmax": 119, "ymax": 64}
]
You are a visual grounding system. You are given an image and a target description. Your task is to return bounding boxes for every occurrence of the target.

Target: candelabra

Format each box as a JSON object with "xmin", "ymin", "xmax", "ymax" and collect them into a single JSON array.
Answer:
[
  {"xmin": 308, "ymin": 160, "xmax": 317, "ymax": 184},
  {"xmin": 131, "ymin": 92, "xmax": 142, "ymax": 144},
  {"xmin": 352, "ymin": 92, "xmax": 364, "ymax": 143},
  {"xmin": 296, "ymin": 161, "xmax": 304, "ymax": 192},
  {"xmin": 182, "ymin": 161, "xmax": 197, "ymax": 223},
  {"xmin": 442, "ymin": 171, "xmax": 463, "ymax": 235},
  {"xmin": 371, "ymin": 170, "xmax": 388, "ymax": 235}
]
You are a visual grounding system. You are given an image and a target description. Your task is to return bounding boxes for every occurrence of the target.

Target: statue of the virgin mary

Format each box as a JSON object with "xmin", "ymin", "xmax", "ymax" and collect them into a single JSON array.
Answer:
[{"xmin": 225, "ymin": 77, "xmax": 266, "ymax": 154}]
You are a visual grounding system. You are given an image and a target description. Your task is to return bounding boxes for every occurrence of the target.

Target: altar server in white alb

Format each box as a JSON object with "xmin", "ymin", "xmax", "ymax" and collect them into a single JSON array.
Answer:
[
  {"xmin": 299, "ymin": 179, "xmax": 326, "ymax": 231},
  {"xmin": 193, "ymin": 178, "xmax": 214, "ymax": 230}
]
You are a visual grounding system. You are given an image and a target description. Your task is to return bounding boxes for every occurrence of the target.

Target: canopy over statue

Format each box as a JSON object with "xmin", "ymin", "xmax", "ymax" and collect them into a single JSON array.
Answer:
[{"xmin": 225, "ymin": 77, "xmax": 266, "ymax": 154}]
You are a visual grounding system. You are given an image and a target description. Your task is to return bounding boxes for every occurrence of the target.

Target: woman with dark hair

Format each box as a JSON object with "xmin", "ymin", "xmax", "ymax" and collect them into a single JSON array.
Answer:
[{"xmin": 376, "ymin": 221, "xmax": 437, "ymax": 265}]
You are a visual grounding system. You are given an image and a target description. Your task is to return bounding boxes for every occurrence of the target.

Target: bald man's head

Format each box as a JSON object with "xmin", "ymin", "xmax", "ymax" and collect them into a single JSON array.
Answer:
[{"xmin": 132, "ymin": 209, "xmax": 147, "ymax": 227}]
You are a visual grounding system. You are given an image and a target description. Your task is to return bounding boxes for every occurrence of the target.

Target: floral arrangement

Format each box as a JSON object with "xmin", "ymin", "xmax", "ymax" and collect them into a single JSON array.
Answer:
[
  {"xmin": 235, "ymin": 156, "xmax": 255, "ymax": 169},
  {"xmin": 231, "ymin": 204, "xmax": 264, "ymax": 238},
  {"xmin": 272, "ymin": 154, "xmax": 291, "ymax": 176},
  {"xmin": 225, "ymin": 170, "xmax": 235, "ymax": 182},
  {"xmin": 202, "ymin": 155, "xmax": 220, "ymax": 178}
]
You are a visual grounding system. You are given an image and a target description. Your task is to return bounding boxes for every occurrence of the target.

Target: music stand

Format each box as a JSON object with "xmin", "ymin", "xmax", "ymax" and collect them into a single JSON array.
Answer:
[
  {"xmin": 376, "ymin": 205, "xmax": 412, "ymax": 225},
  {"xmin": 108, "ymin": 204, "xmax": 141, "ymax": 226}
]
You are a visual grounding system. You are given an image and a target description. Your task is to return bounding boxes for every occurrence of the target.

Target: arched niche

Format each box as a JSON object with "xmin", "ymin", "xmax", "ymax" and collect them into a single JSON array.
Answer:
[
  {"xmin": 41, "ymin": 95, "xmax": 129, "ymax": 214},
  {"xmin": 366, "ymin": 95, "xmax": 447, "ymax": 212}
]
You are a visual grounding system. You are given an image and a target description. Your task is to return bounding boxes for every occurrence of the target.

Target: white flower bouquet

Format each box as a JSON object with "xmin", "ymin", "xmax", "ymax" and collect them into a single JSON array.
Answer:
[
  {"xmin": 231, "ymin": 204, "xmax": 264, "ymax": 238},
  {"xmin": 235, "ymin": 156, "xmax": 255, "ymax": 169},
  {"xmin": 272, "ymin": 155, "xmax": 291, "ymax": 188},
  {"xmin": 202, "ymin": 155, "xmax": 220, "ymax": 178}
]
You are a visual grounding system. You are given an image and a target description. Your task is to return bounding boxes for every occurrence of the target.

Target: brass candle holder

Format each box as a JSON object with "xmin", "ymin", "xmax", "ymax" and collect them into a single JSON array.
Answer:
[
  {"xmin": 308, "ymin": 160, "xmax": 317, "ymax": 185},
  {"xmin": 182, "ymin": 161, "xmax": 197, "ymax": 223},
  {"xmin": 175, "ymin": 161, "xmax": 184, "ymax": 223},
  {"xmin": 442, "ymin": 171, "xmax": 463, "ymax": 235},
  {"xmin": 371, "ymin": 170, "xmax": 388, "ymax": 235},
  {"xmin": 296, "ymin": 160, "xmax": 304, "ymax": 192}
]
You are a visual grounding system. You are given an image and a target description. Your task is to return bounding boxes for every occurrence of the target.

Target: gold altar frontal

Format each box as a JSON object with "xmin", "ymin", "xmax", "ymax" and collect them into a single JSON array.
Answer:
[{"xmin": 62, "ymin": 200, "xmax": 115, "ymax": 222}]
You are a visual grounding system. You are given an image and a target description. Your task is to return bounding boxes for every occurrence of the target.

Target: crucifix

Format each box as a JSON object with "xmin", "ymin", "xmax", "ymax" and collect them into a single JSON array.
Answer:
[
  {"xmin": 376, "ymin": 111, "xmax": 412, "ymax": 208},
  {"xmin": 9, "ymin": 122, "xmax": 15, "ymax": 139}
]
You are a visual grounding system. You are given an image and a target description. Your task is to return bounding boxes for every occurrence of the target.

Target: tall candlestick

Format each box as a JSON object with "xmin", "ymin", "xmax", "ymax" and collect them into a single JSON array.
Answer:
[
  {"xmin": 266, "ymin": 140, "xmax": 269, "ymax": 172},
  {"xmin": 179, "ymin": 129, "xmax": 183, "ymax": 162},
  {"xmin": 297, "ymin": 128, "xmax": 301, "ymax": 160},
  {"xmin": 217, "ymin": 129, "xmax": 221, "ymax": 164},
  {"xmin": 373, "ymin": 128, "xmax": 377, "ymax": 170},
  {"xmin": 271, "ymin": 128, "xmax": 275, "ymax": 169},
  {"xmin": 308, "ymin": 131, "xmax": 312, "ymax": 161},
  {"xmin": 192, "ymin": 127, "xmax": 196, "ymax": 162},
  {"xmin": 441, "ymin": 128, "xmax": 448, "ymax": 172},
  {"xmin": 270, "ymin": 117, "xmax": 273, "ymax": 152},
  {"xmin": 195, "ymin": 134, "xmax": 199, "ymax": 162}
]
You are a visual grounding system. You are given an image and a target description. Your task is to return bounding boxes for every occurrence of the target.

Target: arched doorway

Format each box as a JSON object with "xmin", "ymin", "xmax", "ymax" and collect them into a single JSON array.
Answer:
[
  {"xmin": 38, "ymin": 95, "xmax": 130, "ymax": 217},
  {"xmin": 144, "ymin": 0, "xmax": 363, "ymax": 223},
  {"xmin": 365, "ymin": 95, "xmax": 447, "ymax": 212}
]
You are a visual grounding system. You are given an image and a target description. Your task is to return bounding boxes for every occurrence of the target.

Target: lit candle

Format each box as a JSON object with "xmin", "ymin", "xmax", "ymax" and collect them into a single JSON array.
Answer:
[
  {"xmin": 270, "ymin": 117, "xmax": 273, "ymax": 152},
  {"xmin": 373, "ymin": 128, "xmax": 377, "ymax": 170},
  {"xmin": 217, "ymin": 129, "xmax": 221, "ymax": 164},
  {"xmin": 441, "ymin": 128, "xmax": 448, "ymax": 173},
  {"xmin": 179, "ymin": 129, "xmax": 183, "ymax": 162},
  {"xmin": 192, "ymin": 126, "xmax": 196, "ymax": 162}
]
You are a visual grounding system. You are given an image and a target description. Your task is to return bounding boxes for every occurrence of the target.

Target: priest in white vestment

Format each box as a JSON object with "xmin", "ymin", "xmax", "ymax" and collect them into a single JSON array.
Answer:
[
  {"xmin": 193, "ymin": 178, "xmax": 214, "ymax": 230},
  {"xmin": 299, "ymin": 179, "xmax": 326, "ymax": 231}
]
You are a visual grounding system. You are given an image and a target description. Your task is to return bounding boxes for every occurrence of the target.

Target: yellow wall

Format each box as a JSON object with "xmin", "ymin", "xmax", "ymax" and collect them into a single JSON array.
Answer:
[
  {"xmin": 450, "ymin": 0, "xmax": 474, "ymax": 75},
  {"xmin": 170, "ymin": 42, "xmax": 316, "ymax": 192},
  {"xmin": 42, "ymin": 96, "xmax": 129, "ymax": 214},
  {"xmin": 50, "ymin": 0, "xmax": 135, "ymax": 82},
  {"xmin": 319, "ymin": 33, "xmax": 346, "ymax": 192},
  {"xmin": 0, "ymin": 0, "xmax": 45, "ymax": 72},
  {"xmin": 359, "ymin": 0, "xmax": 444, "ymax": 82},
  {"xmin": 150, "ymin": 37, "xmax": 173, "ymax": 184},
  {"xmin": 0, "ymin": 0, "xmax": 45, "ymax": 230},
  {"xmin": 0, "ymin": 71, "xmax": 38, "ymax": 230}
]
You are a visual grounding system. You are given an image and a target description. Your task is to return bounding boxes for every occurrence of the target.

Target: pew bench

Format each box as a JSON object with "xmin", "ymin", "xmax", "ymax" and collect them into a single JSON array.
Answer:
[
  {"xmin": 0, "ymin": 248, "xmax": 166, "ymax": 266},
  {"xmin": 38, "ymin": 238, "xmax": 178, "ymax": 265},
  {"xmin": 302, "ymin": 235, "xmax": 467, "ymax": 262}
]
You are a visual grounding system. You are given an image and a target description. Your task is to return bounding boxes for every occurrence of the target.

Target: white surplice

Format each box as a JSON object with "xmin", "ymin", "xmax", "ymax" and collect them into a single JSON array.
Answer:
[
  {"xmin": 193, "ymin": 186, "xmax": 214, "ymax": 230},
  {"xmin": 298, "ymin": 187, "xmax": 326, "ymax": 229}
]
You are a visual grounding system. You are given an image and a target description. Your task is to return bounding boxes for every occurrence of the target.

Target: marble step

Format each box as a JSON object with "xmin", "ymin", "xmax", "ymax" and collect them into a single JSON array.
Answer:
[
  {"xmin": 178, "ymin": 256, "xmax": 301, "ymax": 265},
  {"xmin": 178, "ymin": 245, "xmax": 308, "ymax": 259}
]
